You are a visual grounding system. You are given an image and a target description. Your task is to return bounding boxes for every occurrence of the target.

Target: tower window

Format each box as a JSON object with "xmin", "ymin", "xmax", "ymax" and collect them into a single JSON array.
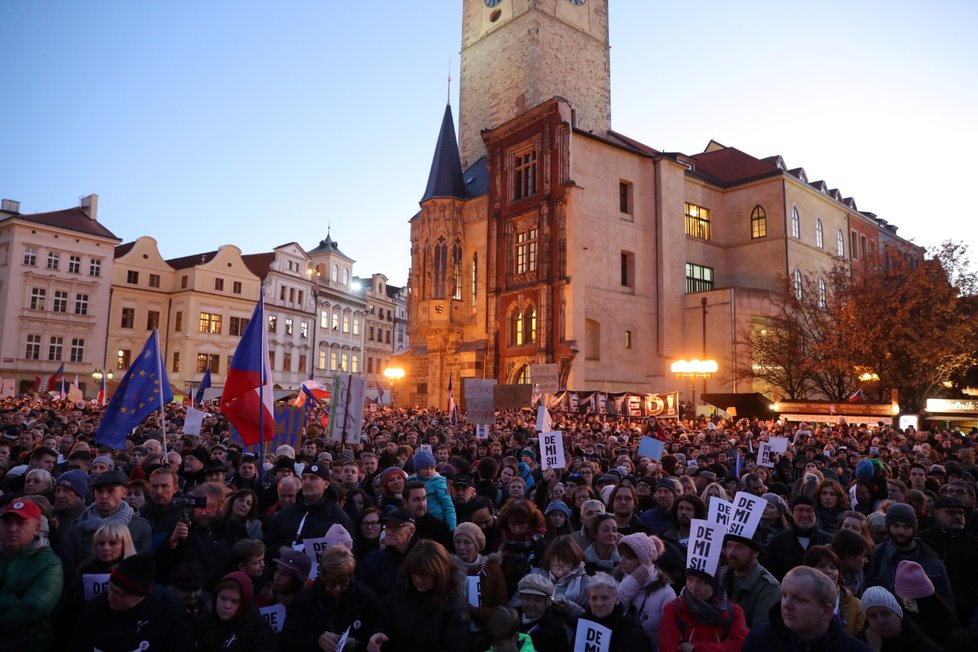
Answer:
[
  {"xmin": 684, "ymin": 202, "xmax": 711, "ymax": 240},
  {"xmin": 515, "ymin": 228, "xmax": 538, "ymax": 274},
  {"xmin": 750, "ymin": 205, "xmax": 767, "ymax": 239},
  {"xmin": 434, "ymin": 237, "xmax": 448, "ymax": 299},
  {"xmin": 620, "ymin": 251, "xmax": 635, "ymax": 290},
  {"xmin": 619, "ymin": 181, "xmax": 633, "ymax": 215},
  {"xmin": 512, "ymin": 149, "xmax": 537, "ymax": 200}
]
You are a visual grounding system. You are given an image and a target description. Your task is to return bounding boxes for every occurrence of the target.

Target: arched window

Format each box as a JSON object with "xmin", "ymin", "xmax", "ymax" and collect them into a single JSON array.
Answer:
[
  {"xmin": 837, "ymin": 229, "xmax": 845, "ymax": 257},
  {"xmin": 750, "ymin": 205, "xmax": 767, "ymax": 239},
  {"xmin": 791, "ymin": 207, "xmax": 800, "ymax": 239},
  {"xmin": 331, "ymin": 264, "xmax": 338, "ymax": 282},
  {"xmin": 471, "ymin": 253, "xmax": 478, "ymax": 308},
  {"xmin": 515, "ymin": 365, "xmax": 530, "ymax": 384},
  {"xmin": 585, "ymin": 319, "xmax": 600, "ymax": 360},
  {"xmin": 793, "ymin": 269, "xmax": 803, "ymax": 300},
  {"xmin": 512, "ymin": 309, "xmax": 525, "ymax": 346},
  {"xmin": 818, "ymin": 278, "xmax": 827, "ymax": 308},
  {"xmin": 451, "ymin": 240, "xmax": 462, "ymax": 300},
  {"xmin": 526, "ymin": 305, "xmax": 537, "ymax": 344},
  {"xmin": 433, "ymin": 237, "xmax": 448, "ymax": 299},
  {"xmin": 559, "ymin": 301, "xmax": 566, "ymax": 342},
  {"xmin": 816, "ymin": 217, "xmax": 824, "ymax": 248},
  {"xmin": 342, "ymin": 268, "xmax": 349, "ymax": 285}
]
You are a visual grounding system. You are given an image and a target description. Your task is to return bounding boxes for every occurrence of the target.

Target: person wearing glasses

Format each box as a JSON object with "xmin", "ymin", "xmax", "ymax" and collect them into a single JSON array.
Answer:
[
  {"xmin": 282, "ymin": 544, "xmax": 381, "ymax": 652},
  {"xmin": 355, "ymin": 507, "xmax": 383, "ymax": 560}
]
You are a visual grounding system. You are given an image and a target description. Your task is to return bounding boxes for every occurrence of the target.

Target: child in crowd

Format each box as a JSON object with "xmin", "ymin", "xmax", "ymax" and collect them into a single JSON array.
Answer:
[{"xmin": 410, "ymin": 449, "xmax": 457, "ymax": 529}]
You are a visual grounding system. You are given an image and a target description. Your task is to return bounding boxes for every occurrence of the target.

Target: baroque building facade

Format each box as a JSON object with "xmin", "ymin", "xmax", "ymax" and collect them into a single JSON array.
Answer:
[{"xmin": 401, "ymin": 0, "xmax": 922, "ymax": 409}]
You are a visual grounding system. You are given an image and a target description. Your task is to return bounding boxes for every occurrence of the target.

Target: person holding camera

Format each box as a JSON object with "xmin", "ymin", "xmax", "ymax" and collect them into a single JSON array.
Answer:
[{"xmin": 158, "ymin": 481, "xmax": 247, "ymax": 586}]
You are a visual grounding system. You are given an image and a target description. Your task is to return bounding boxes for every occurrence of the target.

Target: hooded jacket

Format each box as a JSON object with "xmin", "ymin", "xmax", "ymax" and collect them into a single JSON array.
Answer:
[{"xmin": 195, "ymin": 571, "xmax": 278, "ymax": 652}]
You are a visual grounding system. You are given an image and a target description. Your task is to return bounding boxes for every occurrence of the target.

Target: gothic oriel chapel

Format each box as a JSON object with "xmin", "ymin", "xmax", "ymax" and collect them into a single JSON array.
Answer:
[{"xmin": 400, "ymin": 0, "xmax": 918, "ymax": 409}]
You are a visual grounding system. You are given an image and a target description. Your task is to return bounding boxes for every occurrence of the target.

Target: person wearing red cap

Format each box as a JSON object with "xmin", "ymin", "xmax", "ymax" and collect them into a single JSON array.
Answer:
[{"xmin": 0, "ymin": 499, "xmax": 63, "ymax": 652}]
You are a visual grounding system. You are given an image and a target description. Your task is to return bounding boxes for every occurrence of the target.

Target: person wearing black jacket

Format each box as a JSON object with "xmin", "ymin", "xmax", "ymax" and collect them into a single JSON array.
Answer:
[
  {"xmin": 263, "ymin": 463, "xmax": 354, "ymax": 555},
  {"xmin": 572, "ymin": 573, "xmax": 647, "ymax": 652},
  {"xmin": 357, "ymin": 508, "xmax": 417, "ymax": 595},
  {"xmin": 764, "ymin": 494, "xmax": 832, "ymax": 581},
  {"xmin": 69, "ymin": 554, "xmax": 194, "ymax": 652},
  {"xmin": 195, "ymin": 571, "xmax": 277, "ymax": 652},
  {"xmin": 282, "ymin": 545, "xmax": 380, "ymax": 652}
]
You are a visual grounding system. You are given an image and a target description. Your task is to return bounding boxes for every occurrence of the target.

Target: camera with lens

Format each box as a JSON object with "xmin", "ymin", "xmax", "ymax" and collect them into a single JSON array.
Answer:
[{"xmin": 171, "ymin": 494, "xmax": 208, "ymax": 524}]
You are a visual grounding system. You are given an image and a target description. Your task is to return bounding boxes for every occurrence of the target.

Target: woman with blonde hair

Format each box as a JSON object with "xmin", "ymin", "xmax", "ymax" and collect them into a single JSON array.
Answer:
[
  {"xmin": 699, "ymin": 482, "xmax": 729, "ymax": 510},
  {"xmin": 368, "ymin": 540, "xmax": 469, "ymax": 652},
  {"xmin": 61, "ymin": 522, "xmax": 137, "ymax": 614}
]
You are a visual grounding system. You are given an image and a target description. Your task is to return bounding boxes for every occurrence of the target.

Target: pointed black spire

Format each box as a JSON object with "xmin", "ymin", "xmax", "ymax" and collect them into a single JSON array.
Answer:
[{"xmin": 421, "ymin": 104, "xmax": 466, "ymax": 203}]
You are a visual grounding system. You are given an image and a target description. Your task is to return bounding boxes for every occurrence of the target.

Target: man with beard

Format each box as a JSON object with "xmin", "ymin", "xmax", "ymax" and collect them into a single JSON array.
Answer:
[
  {"xmin": 60, "ymin": 469, "xmax": 152, "ymax": 579},
  {"xmin": 469, "ymin": 496, "xmax": 503, "ymax": 553},
  {"xmin": 764, "ymin": 494, "xmax": 832, "ymax": 581},
  {"xmin": 160, "ymin": 481, "xmax": 246, "ymax": 587},
  {"xmin": 720, "ymin": 533, "xmax": 782, "ymax": 628},
  {"xmin": 663, "ymin": 494, "xmax": 705, "ymax": 549},
  {"xmin": 227, "ymin": 451, "xmax": 261, "ymax": 492},
  {"xmin": 639, "ymin": 478, "xmax": 680, "ymax": 536},
  {"xmin": 865, "ymin": 502, "xmax": 955, "ymax": 611},
  {"xmin": 918, "ymin": 496, "xmax": 978, "ymax": 623},
  {"xmin": 402, "ymin": 481, "xmax": 453, "ymax": 549}
]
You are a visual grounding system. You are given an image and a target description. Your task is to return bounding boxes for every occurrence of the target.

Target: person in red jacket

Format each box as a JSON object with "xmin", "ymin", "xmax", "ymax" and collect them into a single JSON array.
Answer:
[{"xmin": 659, "ymin": 568, "xmax": 749, "ymax": 652}]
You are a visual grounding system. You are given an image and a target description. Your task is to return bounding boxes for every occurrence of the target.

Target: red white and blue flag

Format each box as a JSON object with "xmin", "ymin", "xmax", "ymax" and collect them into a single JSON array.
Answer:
[
  {"xmin": 848, "ymin": 388, "xmax": 866, "ymax": 403},
  {"xmin": 295, "ymin": 379, "xmax": 331, "ymax": 408},
  {"xmin": 221, "ymin": 297, "xmax": 274, "ymax": 446},
  {"xmin": 48, "ymin": 363, "xmax": 64, "ymax": 392}
]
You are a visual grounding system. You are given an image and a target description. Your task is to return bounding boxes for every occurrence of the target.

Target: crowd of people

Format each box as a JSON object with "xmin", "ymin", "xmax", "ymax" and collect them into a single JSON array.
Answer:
[{"xmin": 2, "ymin": 393, "xmax": 978, "ymax": 652}]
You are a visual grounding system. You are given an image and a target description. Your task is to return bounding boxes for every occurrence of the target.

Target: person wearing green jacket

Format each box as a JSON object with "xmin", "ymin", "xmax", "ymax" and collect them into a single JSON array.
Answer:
[{"xmin": 0, "ymin": 499, "xmax": 64, "ymax": 652}]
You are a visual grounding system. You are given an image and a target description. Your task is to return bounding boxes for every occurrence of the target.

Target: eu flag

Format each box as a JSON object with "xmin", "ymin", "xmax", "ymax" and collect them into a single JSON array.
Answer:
[{"xmin": 95, "ymin": 331, "xmax": 173, "ymax": 449}]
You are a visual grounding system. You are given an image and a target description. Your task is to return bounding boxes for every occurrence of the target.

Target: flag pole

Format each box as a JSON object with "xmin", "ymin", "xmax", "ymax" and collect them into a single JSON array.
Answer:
[
  {"xmin": 258, "ymin": 296, "xmax": 266, "ymax": 484},
  {"xmin": 154, "ymin": 330, "xmax": 169, "ymax": 456}
]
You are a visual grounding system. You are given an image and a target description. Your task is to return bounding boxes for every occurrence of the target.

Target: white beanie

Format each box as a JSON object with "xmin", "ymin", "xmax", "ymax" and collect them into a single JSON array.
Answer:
[{"xmin": 861, "ymin": 586, "xmax": 903, "ymax": 619}]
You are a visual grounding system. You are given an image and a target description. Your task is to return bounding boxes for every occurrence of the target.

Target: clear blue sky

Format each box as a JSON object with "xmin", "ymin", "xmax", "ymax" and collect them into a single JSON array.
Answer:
[{"xmin": 2, "ymin": 1, "xmax": 976, "ymax": 287}]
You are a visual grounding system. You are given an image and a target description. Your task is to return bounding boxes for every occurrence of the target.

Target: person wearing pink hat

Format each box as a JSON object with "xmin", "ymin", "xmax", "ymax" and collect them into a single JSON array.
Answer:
[
  {"xmin": 617, "ymin": 532, "xmax": 675, "ymax": 649},
  {"xmin": 892, "ymin": 560, "xmax": 963, "ymax": 650}
]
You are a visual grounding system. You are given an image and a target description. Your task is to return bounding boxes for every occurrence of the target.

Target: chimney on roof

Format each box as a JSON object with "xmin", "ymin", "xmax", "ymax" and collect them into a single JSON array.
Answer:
[
  {"xmin": 79, "ymin": 194, "xmax": 98, "ymax": 220},
  {"xmin": 1, "ymin": 199, "xmax": 20, "ymax": 213}
]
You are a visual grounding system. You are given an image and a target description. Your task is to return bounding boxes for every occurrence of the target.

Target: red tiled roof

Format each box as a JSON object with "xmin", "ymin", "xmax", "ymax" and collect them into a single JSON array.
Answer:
[
  {"xmin": 2, "ymin": 207, "xmax": 120, "ymax": 240},
  {"xmin": 241, "ymin": 252, "xmax": 275, "ymax": 279},
  {"xmin": 166, "ymin": 251, "xmax": 217, "ymax": 270},
  {"xmin": 689, "ymin": 147, "xmax": 782, "ymax": 186}
]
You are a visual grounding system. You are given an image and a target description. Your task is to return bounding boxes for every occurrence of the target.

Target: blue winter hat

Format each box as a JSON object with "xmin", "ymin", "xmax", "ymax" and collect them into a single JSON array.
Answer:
[
  {"xmin": 413, "ymin": 449, "xmax": 436, "ymax": 470},
  {"xmin": 56, "ymin": 470, "xmax": 89, "ymax": 499},
  {"xmin": 545, "ymin": 500, "xmax": 572, "ymax": 518},
  {"xmin": 855, "ymin": 459, "xmax": 876, "ymax": 484}
]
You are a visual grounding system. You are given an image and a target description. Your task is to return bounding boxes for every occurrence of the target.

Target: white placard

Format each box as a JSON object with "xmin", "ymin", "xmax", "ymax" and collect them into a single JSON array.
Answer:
[
  {"xmin": 727, "ymin": 491, "xmax": 767, "ymax": 540},
  {"xmin": 328, "ymin": 374, "xmax": 366, "ymax": 443},
  {"xmin": 475, "ymin": 424, "xmax": 490, "ymax": 440},
  {"xmin": 574, "ymin": 618, "xmax": 612, "ymax": 652},
  {"xmin": 539, "ymin": 431, "xmax": 566, "ymax": 470},
  {"xmin": 183, "ymin": 406, "xmax": 207, "ymax": 435},
  {"xmin": 768, "ymin": 436, "xmax": 789, "ymax": 453},
  {"xmin": 530, "ymin": 364, "xmax": 560, "ymax": 394},
  {"xmin": 465, "ymin": 379, "xmax": 497, "ymax": 425},
  {"xmin": 536, "ymin": 405, "xmax": 553, "ymax": 433},
  {"xmin": 687, "ymin": 519, "xmax": 725, "ymax": 577},
  {"xmin": 0, "ymin": 379, "xmax": 14, "ymax": 399},
  {"xmin": 756, "ymin": 442, "xmax": 776, "ymax": 468},
  {"xmin": 82, "ymin": 573, "xmax": 111, "ymax": 601},
  {"xmin": 466, "ymin": 575, "xmax": 481, "ymax": 608},
  {"xmin": 419, "ymin": 444, "xmax": 433, "ymax": 456},
  {"xmin": 707, "ymin": 498, "xmax": 732, "ymax": 528},
  {"xmin": 260, "ymin": 604, "xmax": 286, "ymax": 633},
  {"xmin": 303, "ymin": 535, "xmax": 330, "ymax": 581}
]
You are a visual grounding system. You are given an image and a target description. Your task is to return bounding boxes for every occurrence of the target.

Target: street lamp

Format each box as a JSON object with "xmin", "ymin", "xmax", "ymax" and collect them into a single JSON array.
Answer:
[
  {"xmin": 383, "ymin": 367, "xmax": 405, "ymax": 406},
  {"xmin": 91, "ymin": 369, "xmax": 114, "ymax": 383},
  {"xmin": 671, "ymin": 359, "xmax": 718, "ymax": 413}
]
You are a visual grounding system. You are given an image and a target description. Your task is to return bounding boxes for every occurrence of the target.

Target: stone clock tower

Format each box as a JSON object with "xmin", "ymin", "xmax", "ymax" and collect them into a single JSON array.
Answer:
[{"xmin": 459, "ymin": 0, "xmax": 611, "ymax": 168}]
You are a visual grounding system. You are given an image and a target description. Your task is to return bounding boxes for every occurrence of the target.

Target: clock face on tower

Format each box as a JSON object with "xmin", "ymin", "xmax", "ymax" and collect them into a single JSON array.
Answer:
[{"xmin": 485, "ymin": 0, "xmax": 501, "ymax": 7}]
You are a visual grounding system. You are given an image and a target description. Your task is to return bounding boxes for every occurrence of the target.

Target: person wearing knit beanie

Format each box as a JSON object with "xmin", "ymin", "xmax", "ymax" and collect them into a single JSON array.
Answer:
[
  {"xmin": 894, "ymin": 560, "xmax": 934, "ymax": 600},
  {"xmin": 618, "ymin": 533, "xmax": 675, "ymax": 646},
  {"xmin": 413, "ymin": 449, "xmax": 436, "ymax": 471},
  {"xmin": 454, "ymin": 521, "xmax": 487, "ymax": 553},
  {"xmin": 861, "ymin": 585, "xmax": 903, "ymax": 619},
  {"xmin": 619, "ymin": 532, "xmax": 663, "ymax": 569},
  {"xmin": 109, "ymin": 553, "xmax": 155, "ymax": 598},
  {"xmin": 885, "ymin": 503, "xmax": 918, "ymax": 532}
]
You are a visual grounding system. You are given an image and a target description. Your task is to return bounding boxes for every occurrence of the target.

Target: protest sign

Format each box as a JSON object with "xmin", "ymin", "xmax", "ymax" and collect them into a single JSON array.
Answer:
[
  {"xmin": 465, "ymin": 379, "xmax": 496, "ymax": 425},
  {"xmin": 769, "ymin": 436, "xmax": 789, "ymax": 453},
  {"xmin": 0, "ymin": 379, "xmax": 14, "ymax": 399},
  {"xmin": 637, "ymin": 436, "xmax": 665, "ymax": 461},
  {"xmin": 238, "ymin": 405, "xmax": 304, "ymax": 454},
  {"xmin": 756, "ymin": 441, "xmax": 776, "ymax": 468},
  {"xmin": 687, "ymin": 519, "xmax": 725, "ymax": 576},
  {"xmin": 574, "ymin": 619, "xmax": 613, "ymax": 652},
  {"xmin": 727, "ymin": 491, "xmax": 767, "ymax": 540},
  {"xmin": 466, "ymin": 575, "xmax": 481, "ymax": 608},
  {"xmin": 303, "ymin": 535, "xmax": 331, "ymax": 581},
  {"xmin": 82, "ymin": 573, "xmax": 111, "ymax": 601},
  {"xmin": 530, "ymin": 363, "xmax": 560, "ymax": 393},
  {"xmin": 707, "ymin": 498, "xmax": 733, "ymax": 528},
  {"xmin": 183, "ymin": 406, "xmax": 207, "ymax": 435},
  {"xmin": 475, "ymin": 424, "xmax": 490, "ymax": 440},
  {"xmin": 419, "ymin": 444, "xmax": 433, "ymax": 456},
  {"xmin": 493, "ymin": 384, "xmax": 532, "ymax": 409},
  {"xmin": 536, "ymin": 405, "xmax": 553, "ymax": 433},
  {"xmin": 539, "ymin": 432, "xmax": 566, "ymax": 470},
  {"xmin": 260, "ymin": 604, "xmax": 286, "ymax": 633},
  {"xmin": 336, "ymin": 625, "xmax": 352, "ymax": 652},
  {"xmin": 328, "ymin": 374, "xmax": 366, "ymax": 443}
]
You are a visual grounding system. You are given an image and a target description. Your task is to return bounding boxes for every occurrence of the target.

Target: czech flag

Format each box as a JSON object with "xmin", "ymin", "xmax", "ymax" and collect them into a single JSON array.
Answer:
[
  {"xmin": 221, "ymin": 297, "xmax": 274, "ymax": 446},
  {"xmin": 295, "ymin": 379, "xmax": 331, "ymax": 408},
  {"xmin": 46, "ymin": 363, "xmax": 65, "ymax": 392}
]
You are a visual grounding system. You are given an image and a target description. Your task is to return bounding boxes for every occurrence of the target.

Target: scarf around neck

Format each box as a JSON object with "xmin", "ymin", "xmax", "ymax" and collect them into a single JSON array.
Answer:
[
  {"xmin": 680, "ymin": 587, "xmax": 731, "ymax": 627},
  {"xmin": 76, "ymin": 499, "xmax": 134, "ymax": 533}
]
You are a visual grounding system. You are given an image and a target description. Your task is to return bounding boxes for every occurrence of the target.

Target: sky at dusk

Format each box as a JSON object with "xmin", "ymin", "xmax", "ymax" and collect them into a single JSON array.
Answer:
[{"xmin": 2, "ymin": 1, "xmax": 976, "ymax": 287}]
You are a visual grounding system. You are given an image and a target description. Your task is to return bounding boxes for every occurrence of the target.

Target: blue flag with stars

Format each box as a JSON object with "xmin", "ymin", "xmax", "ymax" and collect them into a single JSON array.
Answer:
[{"xmin": 95, "ymin": 331, "xmax": 173, "ymax": 449}]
